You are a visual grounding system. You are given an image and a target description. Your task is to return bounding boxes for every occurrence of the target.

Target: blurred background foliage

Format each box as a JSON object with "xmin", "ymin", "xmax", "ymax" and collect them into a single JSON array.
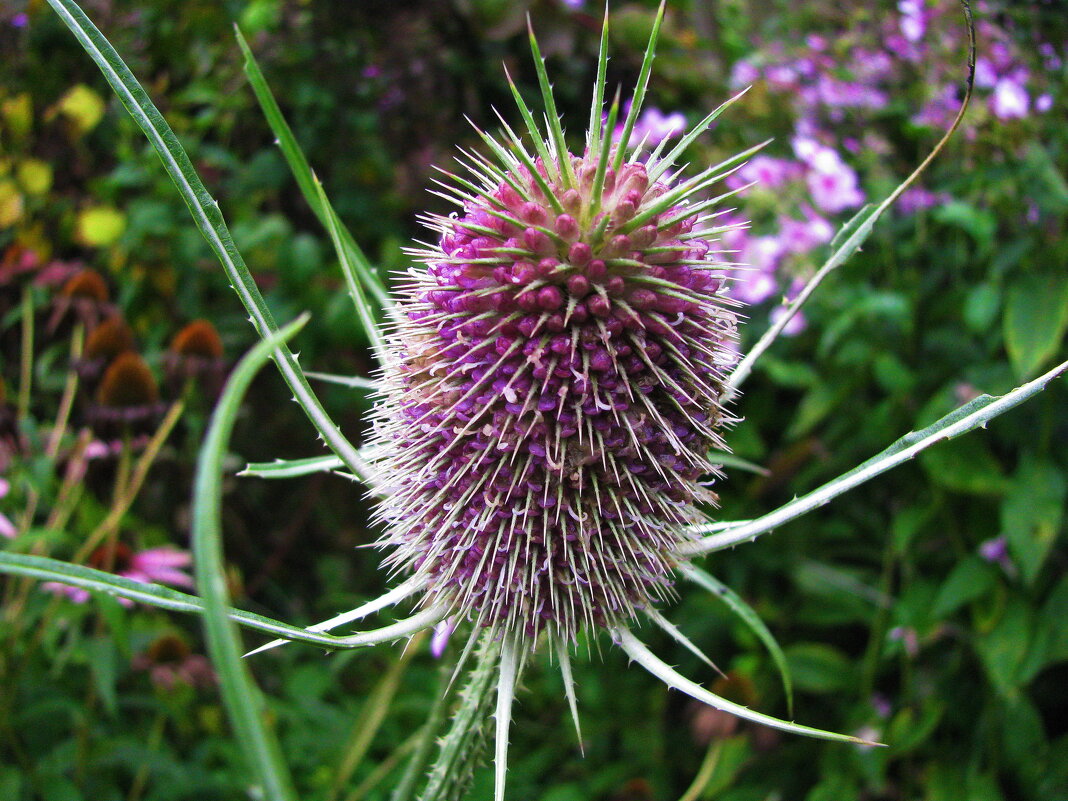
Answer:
[{"xmin": 0, "ymin": 0, "xmax": 1066, "ymax": 799}]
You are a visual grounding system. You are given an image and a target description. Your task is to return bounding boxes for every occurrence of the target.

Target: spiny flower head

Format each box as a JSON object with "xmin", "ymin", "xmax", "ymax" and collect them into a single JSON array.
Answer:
[{"xmin": 369, "ymin": 12, "xmax": 755, "ymax": 647}]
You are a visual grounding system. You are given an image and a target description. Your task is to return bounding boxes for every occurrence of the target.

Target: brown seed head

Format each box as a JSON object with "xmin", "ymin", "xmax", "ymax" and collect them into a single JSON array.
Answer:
[
  {"xmin": 170, "ymin": 319, "xmax": 223, "ymax": 360},
  {"xmin": 60, "ymin": 268, "xmax": 109, "ymax": 303},
  {"xmin": 84, "ymin": 316, "xmax": 135, "ymax": 363},
  {"xmin": 97, "ymin": 352, "xmax": 159, "ymax": 408}
]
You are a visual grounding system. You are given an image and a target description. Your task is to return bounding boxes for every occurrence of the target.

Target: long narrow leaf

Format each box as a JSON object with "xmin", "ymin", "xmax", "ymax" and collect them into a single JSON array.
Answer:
[
  {"xmin": 234, "ymin": 27, "xmax": 394, "ymax": 315},
  {"xmin": 611, "ymin": 0, "xmax": 666, "ymax": 172},
  {"xmin": 682, "ymin": 358, "xmax": 1068, "ymax": 555},
  {"xmin": 616, "ymin": 628, "xmax": 877, "ymax": 745},
  {"xmin": 45, "ymin": 0, "xmax": 363, "ymax": 475},
  {"xmin": 680, "ymin": 565, "xmax": 793, "ymax": 715},
  {"xmin": 193, "ymin": 318, "xmax": 308, "ymax": 801},
  {"xmin": 240, "ymin": 454, "xmax": 345, "ymax": 479},
  {"xmin": 315, "ymin": 177, "xmax": 390, "ymax": 364},
  {"xmin": 0, "ymin": 551, "xmax": 424, "ymax": 649}
]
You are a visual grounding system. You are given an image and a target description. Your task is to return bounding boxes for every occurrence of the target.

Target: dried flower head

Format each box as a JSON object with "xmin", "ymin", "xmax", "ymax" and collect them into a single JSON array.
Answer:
[
  {"xmin": 76, "ymin": 314, "xmax": 136, "ymax": 381},
  {"xmin": 48, "ymin": 266, "xmax": 114, "ymax": 332},
  {"xmin": 91, "ymin": 351, "xmax": 164, "ymax": 430},
  {"xmin": 165, "ymin": 319, "xmax": 226, "ymax": 395}
]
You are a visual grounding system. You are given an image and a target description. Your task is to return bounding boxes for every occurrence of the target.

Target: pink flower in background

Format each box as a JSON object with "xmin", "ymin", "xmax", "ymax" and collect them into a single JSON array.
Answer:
[
  {"xmin": 770, "ymin": 304, "xmax": 807, "ymax": 336},
  {"xmin": 770, "ymin": 279, "xmax": 809, "ymax": 336},
  {"xmin": 898, "ymin": 0, "xmax": 928, "ymax": 42},
  {"xmin": 778, "ymin": 208, "xmax": 833, "ymax": 254},
  {"xmin": 991, "ymin": 77, "xmax": 1029, "ymax": 119},
  {"xmin": 974, "ymin": 57, "xmax": 998, "ymax": 89},
  {"xmin": 979, "ymin": 536, "xmax": 1016, "ymax": 577},
  {"xmin": 726, "ymin": 155, "xmax": 801, "ymax": 191},
  {"xmin": 44, "ymin": 544, "xmax": 193, "ymax": 604},
  {"xmin": 795, "ymin": 142, "xmax": 864, "ymax": 213},
  {"xmin": 626, "ymin": 107, "xmax": 686, "ymax": 147},
  {"xmin": 729, "ymin": 60, "xmax": 760, "ymax": 89},
  {"xmin": 1035, "ymin": 94, "xmax": 1053, "ymax": 113},
  {"xmin": 0, "ymin": 478, "xmax": 16, "ymax": 538},
  {"xmin": 898, "ymin": 187, "xmax": 950, "ymax": 214},
  {"xmin": 913, "ymin": 84, "xmax": 959, "ymax": 128}
]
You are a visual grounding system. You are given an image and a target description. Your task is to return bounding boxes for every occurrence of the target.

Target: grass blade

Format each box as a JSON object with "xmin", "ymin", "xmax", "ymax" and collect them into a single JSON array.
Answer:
[{"xmin": 45, "ymin": 0, "xmax": 364, "ymax": 476}]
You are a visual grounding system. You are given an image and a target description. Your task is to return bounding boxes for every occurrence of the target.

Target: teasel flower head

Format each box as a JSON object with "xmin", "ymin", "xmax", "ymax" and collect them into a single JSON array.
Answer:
[
  {"xmin": 249, "ymin": 11, "xmax": 874, "ymax": 799},
  {"xmin": 369, "ymin": 13, "xmax": 752, "ymax": 651}
]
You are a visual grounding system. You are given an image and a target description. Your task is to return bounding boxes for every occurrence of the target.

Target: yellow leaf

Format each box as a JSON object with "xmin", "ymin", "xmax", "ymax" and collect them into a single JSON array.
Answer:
[
  {"xmin": 0, "ymin": 180, "xmax": 24, "ymax": 228},
  {"xmin": 16, "ymin": 159, "xmax": 52, "ymax": 195},
  {"xmin": 54, "ymin": 85, "xmax": 106, "ymax": 136},
  {"xmin": 76, "ymin": 206, "xmax": 126, "ymax": 247}
]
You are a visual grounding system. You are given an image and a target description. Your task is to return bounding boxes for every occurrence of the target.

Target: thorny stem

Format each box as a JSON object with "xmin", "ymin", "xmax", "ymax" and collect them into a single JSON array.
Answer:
[{"xmin": 684, "ymin": 358, "xmax": 1068, "ymax": 555}]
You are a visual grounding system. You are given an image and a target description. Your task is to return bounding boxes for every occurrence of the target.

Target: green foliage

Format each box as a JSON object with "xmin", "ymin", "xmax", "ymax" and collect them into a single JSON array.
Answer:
[{"xmin": 1, "ymin": 1, "xmax": 1065, "ymax": 800}]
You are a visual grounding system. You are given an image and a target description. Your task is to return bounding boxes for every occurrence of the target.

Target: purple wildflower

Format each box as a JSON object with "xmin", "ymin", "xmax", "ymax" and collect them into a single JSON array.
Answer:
[
  {"xmin": 979, "ymin": 536, "xmax": 1016, "ymax": 576},
  {"xmin": 897, "ymin": 187, "xmax": 949, "ymax": 214},
  {"xmin": 898, "ymin": 0, "xmax": 928, "ymax": 42},
  {"xmin": 777, "ymin": 208, "xmax": 833, "ymax": 254},
  {"xmin": 729, "ymin": 60, "xmax": 760, "ymax": 89},
  {"xmin": 614, "ymin": 103, "xmax": 687, "ymax": 148},
  {"xmin": 991, "ymin": 76, "xmax": 1029, "ymax": 119},
  {"xmin": 974, "ymin": 57, "xmax": 998, "ymax": 89},
  {"xmin": 794, "ymin": 139, "xmax": 864, "ymax": 213},
  {"xmin": 0, "ymin": 478, "xmax": 15, "ymax": 538},
  {"xmin": 726, "ymin": 155, "xmax": 801, "ymax": 191}
]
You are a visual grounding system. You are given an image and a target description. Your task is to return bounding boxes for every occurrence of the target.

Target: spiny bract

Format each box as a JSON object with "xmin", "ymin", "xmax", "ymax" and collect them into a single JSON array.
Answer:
[{"xmin": 369, "ymin": 14, "xmax": 750, "ymax": 647}]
